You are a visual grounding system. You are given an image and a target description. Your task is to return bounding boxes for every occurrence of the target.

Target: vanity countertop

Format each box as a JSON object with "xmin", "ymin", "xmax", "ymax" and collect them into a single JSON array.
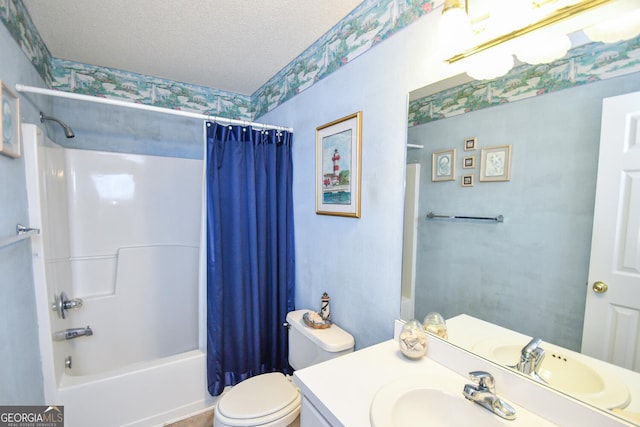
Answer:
[
  {"xmin": 292, "ymin": 338, "xmax": 559, "ymax": 427},
  {"xmin": 446, "ymin": 314, "xmax": 640, "ymax": 417}
]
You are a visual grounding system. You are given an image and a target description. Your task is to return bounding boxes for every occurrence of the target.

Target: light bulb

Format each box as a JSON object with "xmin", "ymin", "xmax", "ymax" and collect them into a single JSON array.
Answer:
[
  {"xmin": 514, "ymin": 33, "xmax": 571, "ymax": 65},
  {"xmin": 439, "ymin": 4, "xmax": 473, "ymax": 60},
  {"xmin": 584, "ymin": 9, "xmax": 640, "ymax": 43},
  {"xmin": 487, "ymin": 0, "xmax": 534, "ymax": 37},
  {"xmin": 464, "ymin": 48, "xmax": 514, "ymax": 80}
]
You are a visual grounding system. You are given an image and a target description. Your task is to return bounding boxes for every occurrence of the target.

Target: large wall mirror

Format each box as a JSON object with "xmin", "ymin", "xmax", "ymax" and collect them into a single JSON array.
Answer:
[{"xmin": 402, "ymin": 68, "xmax": 640, "ymax": 425}]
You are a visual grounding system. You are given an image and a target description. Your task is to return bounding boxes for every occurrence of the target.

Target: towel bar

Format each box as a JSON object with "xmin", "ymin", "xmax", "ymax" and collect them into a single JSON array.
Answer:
[
  {"xmin": 427, "ymin": 212, "xmax": 504, "ymax": 223},
  {"xmin": 0, "ymin": 224, "xmax": 40, "ymax": 249}
]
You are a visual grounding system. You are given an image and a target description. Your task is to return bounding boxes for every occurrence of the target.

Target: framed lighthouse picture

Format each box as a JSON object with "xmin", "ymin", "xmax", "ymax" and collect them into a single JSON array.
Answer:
[{"xmin": 316, "ymin": 111, "xmax": 362, "ymax": 217}]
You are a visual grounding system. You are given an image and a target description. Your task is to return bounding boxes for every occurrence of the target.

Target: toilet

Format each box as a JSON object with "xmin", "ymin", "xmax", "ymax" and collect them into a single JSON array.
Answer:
[{"xmin": 213, "ymin": 309, "xmax": 355, "ymax": 427}]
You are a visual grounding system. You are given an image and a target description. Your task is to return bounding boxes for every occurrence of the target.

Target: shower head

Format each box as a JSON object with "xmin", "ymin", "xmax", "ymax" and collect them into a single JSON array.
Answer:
[{"xmin": 40, "ymin": 112, "xmax": 75, "ymax": 138}]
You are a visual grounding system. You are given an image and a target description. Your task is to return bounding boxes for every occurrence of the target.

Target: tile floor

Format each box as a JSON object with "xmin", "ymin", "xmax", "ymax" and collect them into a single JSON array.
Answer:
[{"xmin": 165, "ymin": 408, "xmax": 214, "ymax": 427}]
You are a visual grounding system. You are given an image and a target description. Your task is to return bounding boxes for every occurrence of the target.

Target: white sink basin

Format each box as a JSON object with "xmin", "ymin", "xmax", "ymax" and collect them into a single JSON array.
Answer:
[
  {"xmin": 370, "ymin": 375, "xmax": 511, "ymax": 427},
  {"xmin": 472, "ymin": 339, "xmax": 630, "ymax": 409}
]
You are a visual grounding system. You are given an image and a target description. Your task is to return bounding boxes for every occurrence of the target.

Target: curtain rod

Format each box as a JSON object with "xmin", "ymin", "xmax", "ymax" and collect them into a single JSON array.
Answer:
[{"xmin": 15, "ymin": 84, "xmax": 293, "ymax": 132}]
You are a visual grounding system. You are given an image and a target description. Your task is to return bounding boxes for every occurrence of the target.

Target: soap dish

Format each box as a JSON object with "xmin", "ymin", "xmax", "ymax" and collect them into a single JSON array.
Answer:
[{"xmin": 303, "ymin": 311, "xmax": 332, "ymax": 329}]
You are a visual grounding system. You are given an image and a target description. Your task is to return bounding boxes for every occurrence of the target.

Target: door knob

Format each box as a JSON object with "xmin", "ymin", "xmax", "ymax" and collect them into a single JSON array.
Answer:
[{"xmin": 592, "ymin": 281, "xmax": 609, "ymax": 294}]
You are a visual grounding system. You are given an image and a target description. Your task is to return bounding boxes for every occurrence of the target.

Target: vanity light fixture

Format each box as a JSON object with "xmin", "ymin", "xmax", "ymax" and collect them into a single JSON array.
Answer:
[{"xmin": 440, "ymin": 0, "xmax": 640, "ymax": 80}]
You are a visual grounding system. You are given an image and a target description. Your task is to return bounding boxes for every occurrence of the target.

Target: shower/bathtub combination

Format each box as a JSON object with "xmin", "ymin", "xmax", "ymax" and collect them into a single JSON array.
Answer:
[{"xmin": 22, "ymin": 123, "xmax": 212, "ymax": 426}]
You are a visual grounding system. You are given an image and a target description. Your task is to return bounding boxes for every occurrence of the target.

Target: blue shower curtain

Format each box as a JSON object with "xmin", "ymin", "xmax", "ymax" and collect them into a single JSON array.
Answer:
[{"xmin": 205, "ymin": 122, "xmax": 295, "ymax": 397}]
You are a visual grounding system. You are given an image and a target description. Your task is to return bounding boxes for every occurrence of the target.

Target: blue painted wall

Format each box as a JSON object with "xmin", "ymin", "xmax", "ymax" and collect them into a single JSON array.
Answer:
[
  {"xmin": 408, "ymin": 73, "xmax": 640, "ymax": 351},
  {"xmin": 259, "ymin": 13, "xmax": 425, "ymax": 348},
  {"xmin": 49, "ymin": 97, "xmax": 204, "ymax": 159},
  {"xmin": 0, "ymin": 23, "xmax": 50, "ymax": 404}
]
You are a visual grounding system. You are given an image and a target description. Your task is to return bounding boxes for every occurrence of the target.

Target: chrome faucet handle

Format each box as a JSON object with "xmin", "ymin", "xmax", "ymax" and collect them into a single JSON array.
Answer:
[
  {"xmin": 513, "ymin": 337, "xmax": 545, "ymax": 376},
  {"xmin": 469, "ymin": 371, "xmax": 495, "ymax": 393},
  {"xmin": 52, "ymin": 292, "xmax": 84, "ymax": 319},
  {"xmin": 520, "ymin": 337, "xmax": 542, "ymax": 358},
  {"xmin": 63, "ymin": 297, "xmax": 83, "ymax": 310},
  {"xmin": 465, "ymin": 371, "xmax": 517, "ymax": 421},
  {"xmin": 531, "ymin": 346, "xmax": 545, "ymax": 363}
]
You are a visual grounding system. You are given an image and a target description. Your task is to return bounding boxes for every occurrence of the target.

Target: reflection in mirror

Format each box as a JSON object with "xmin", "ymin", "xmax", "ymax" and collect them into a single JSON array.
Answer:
[
  {"xmin": 446, "ymin": 315, "xmax": 639, "ymax": 422},
  {"xmin": 404, "ymin": 62, "xmax": 640, "ymax": 424}
]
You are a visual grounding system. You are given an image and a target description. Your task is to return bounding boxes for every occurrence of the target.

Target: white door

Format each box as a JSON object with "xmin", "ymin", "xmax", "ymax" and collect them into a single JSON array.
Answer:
[{"xmin": 582, "ymin": 91, "xmax": 640, "ymax": 372}]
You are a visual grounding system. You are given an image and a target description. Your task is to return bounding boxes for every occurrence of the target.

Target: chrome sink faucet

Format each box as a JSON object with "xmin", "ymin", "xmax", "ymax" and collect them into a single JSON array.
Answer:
[
  {"xmin": 463, "ymin": 371, "xmax": 516, "ymax": 420},
  {"xmin": 513, "ymin": 337, "xmax": 545, "ymax": 380}
]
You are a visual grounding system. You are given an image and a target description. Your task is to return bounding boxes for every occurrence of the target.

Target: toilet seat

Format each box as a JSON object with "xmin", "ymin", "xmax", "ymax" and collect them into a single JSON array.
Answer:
[{"xmin": 214, "ymin": 372, "xmax": 301, "ymax": 427}]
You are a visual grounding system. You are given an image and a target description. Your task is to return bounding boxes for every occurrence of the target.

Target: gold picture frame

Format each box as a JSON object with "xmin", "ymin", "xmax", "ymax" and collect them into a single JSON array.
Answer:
[
  {"xmin": 1, "ymin": 81, "xmax": 21, "ymax": 158},
  {"xmin": 480, "ymin": 144, "xmax": 512, "ymax": 182},
  {"xmin": 315, "ymin": 111, "xmax": 362, "ymax": 217}
]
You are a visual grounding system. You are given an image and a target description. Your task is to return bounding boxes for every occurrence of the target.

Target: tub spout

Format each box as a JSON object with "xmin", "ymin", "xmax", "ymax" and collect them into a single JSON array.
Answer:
[{"xmin": 53, "ymin": 326, "xmax": 93, "ymax": 341}]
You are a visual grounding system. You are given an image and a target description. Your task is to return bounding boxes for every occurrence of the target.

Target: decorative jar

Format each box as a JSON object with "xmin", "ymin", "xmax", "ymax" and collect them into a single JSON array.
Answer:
[
  {"xmin": 422, "ymin": 312, "xmax": 448, "ymax": 339},
  {"xmin": 398, "ymin": 319, "xmax": 428, "ymax": 359}
]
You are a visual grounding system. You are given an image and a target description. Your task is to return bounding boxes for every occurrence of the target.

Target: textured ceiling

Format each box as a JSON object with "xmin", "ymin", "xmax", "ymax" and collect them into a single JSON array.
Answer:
[{"xmin": 22, "ymin": 0, "xmax": 364, "ymax": 95}]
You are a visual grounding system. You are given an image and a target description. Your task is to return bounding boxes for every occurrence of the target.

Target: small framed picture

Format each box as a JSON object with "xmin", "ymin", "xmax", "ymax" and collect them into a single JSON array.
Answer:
[
  {"xmin": 462, "ymin": 174, "xmax": 474, "ymax": 187},
  {"xmin": 432, "ymin": 148, "xmax": 456, "ymax": 182},
  {"xmin": 464, "ymin": 137, "xmax": 477, "ymax": 151},
  {"xmin": 0, "ymin": 80, "xmax": 21, "ymax": 158},
  {"xmin": 480, "ymin": 144, "xmax": 512, "ymax": 182},
  {"xmin": 463, "ymin": 155, "xmax": 475, "ymax": 169}
]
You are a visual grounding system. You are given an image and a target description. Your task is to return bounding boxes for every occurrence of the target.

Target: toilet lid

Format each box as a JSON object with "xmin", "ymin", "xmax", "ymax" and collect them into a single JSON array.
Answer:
[{"xmin": 217, "ymin": 372, "xmax": 299, "ymax": 420}]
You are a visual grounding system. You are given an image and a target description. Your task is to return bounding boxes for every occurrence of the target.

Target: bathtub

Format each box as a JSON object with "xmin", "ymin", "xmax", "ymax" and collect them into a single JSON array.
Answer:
[{"xmin": 22, "ymin": 124, "xmax": 214, "ymax": 426}]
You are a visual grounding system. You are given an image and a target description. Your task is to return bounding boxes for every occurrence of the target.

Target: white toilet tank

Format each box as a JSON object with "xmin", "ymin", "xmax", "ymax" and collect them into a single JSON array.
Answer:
[{"xmin": 286, "ymin": 309, "xmax": 355, "ymax": 370}]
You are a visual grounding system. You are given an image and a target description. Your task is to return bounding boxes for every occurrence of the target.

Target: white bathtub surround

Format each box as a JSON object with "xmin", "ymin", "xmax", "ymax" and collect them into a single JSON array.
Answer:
[
  {"xmin": 294, "ymin": 333, "xmax": 635, "ymax": 426},
  {"xmin": 23, "ymin": 124, "xmax": 212, "ymax": 427},
  {"xmin": 60, "ymin": 350, "xmax": 210, "ymax": 426}
]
